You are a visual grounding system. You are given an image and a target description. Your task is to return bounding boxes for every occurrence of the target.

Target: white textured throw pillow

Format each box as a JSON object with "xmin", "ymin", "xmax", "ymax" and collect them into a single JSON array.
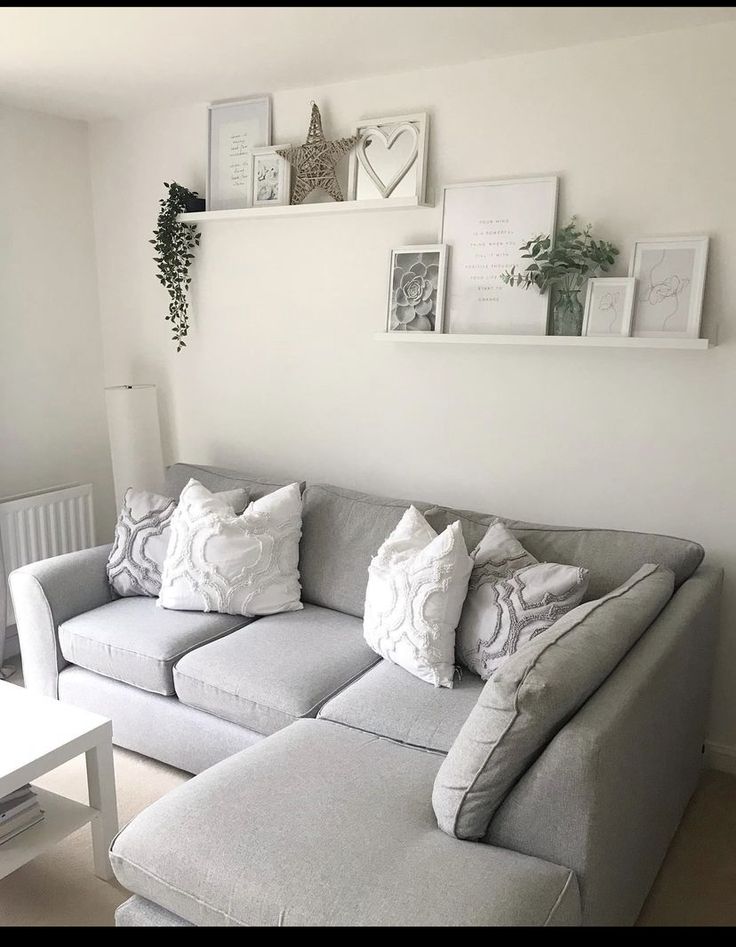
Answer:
[
  {"xmin": 158, "ymin": 479, "xmax": 303, "ymax": 617},
  {"xmin": 456, "ymin": 522, "xmax": 589, "ymax": 679},
  {"xmin": 363, "ymin": 506, "xmax": 473, "ymax": 688},
  {"xmin": 107, "ymin": 486, "xmax": 247, "ymax": 598}
]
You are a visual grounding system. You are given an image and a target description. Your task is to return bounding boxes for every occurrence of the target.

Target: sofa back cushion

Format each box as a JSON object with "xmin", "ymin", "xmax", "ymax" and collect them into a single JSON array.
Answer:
[
  {"xmin": 166, "ymin": 462, "xmax": 304, "ymax": 503},
  {"xmin": 425, "ymin": 506, "xmax": 703, "ymax": 601},
  {"xmin": 300, "ymin": 484, "xmax": 432, "ymax": 617},
  {"xmin": 432, "ymin": 564, "xmax": 675, "ymax": 841}
]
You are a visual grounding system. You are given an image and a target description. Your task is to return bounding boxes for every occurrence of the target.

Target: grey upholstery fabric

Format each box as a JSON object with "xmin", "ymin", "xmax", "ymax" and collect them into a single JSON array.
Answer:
[
  {"xmin": 59, "ymin": 666, "xmax": 263, "ymax": 774},
  {"xmin": 166, "ymin": 462, "xmax": 304, "ymax": 502},
  {"xmin": 110, "ymin": 719, "xmax": 580, "ymax": 926},
  {"xmin": 433, "ymin": 565, "xmax": 675, "ymax": 840},
  {"xmin": 299, "ymin": 483, "xmax": 433, "ymax": 617},
  {"xmin": 59, "ymin": 597, "xmax": 250, "ymax": 695},
  {"xmin": 318, "ymin": 659, "xmax": 484, "ymax": 753},
  {"xmin": 174, "ymin": 604, "xmax": 379, "ymax": 734},
  {"xmin": 486, "ymin": 564, "xmax": 723, "ymax": 926},
  {"xmin": 115, "ymin": 897, "xmax": 193, "ymax": 927},
  {"xmin": 9, "ymin": 544, "xmax": 113, "ymax": 697},
  {"xmin": 425, "ymin": 506, "xmax": 703, "ymax": 600}
]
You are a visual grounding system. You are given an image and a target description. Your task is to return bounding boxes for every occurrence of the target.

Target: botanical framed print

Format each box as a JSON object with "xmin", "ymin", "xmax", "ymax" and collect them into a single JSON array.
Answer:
[
  {"xmin": 348, "ymin": 113, "xmax": 428, "ymax": 203},
  {"xmin": 207, "ymin": 95, "xmax": 272, "ymax": 211},
  {"xmin": 628, "ymin": 235, "xmax": 709, "ymax": 338},
  {"xmin": 583, "ymin": 277, "xmax": 636, "ymax": 337},
  {"xmin": 250, "ymin": 146, "xmax": 291, "ymax": 207},
  {"xmin": 440, "ymin": 177, "xmax": 559, "ymax": 335},
  {"xmin": 386, "ymin": 244, "xmax": 448, "ymax": 333}
]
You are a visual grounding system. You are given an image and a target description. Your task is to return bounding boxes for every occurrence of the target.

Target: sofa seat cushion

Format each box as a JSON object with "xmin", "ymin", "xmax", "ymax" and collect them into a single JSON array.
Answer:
[
  {"xmin": 110, "ymin": 719, "xmax": 581, "ymax": 926},
  {"xmin": 319, "ymin": 660, "xmax": 484, "ymax": 753},
  {"xmin": 59, "ymin": 597, "xmax": 250, "ymax": 696},
  {"xmin": 173, "ymin": 604, "xmax": 379, "ymax": 735}
]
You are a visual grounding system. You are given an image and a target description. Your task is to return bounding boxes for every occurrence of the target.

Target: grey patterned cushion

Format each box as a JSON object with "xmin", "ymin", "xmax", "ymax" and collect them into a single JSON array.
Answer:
[
  {"xmin": 107, "ymin": 486, "xmax": 247, "ymax": 598},
  {"xmin": 433, "ymin": 564, "xmax": 675, "ymax": 840},
  {"xmin": 456, "ymin": 522, "xmax": 589, "ymax": 679}
]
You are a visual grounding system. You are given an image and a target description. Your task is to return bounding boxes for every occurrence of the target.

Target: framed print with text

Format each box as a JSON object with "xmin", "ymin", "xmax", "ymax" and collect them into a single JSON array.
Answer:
[
  {"xmin": 440, "ymin": 176, "xmax": 558, "ymax": 335},
  {"xmin": 207, "ymin": 95, "xmax": 272, "ymax": 211}
]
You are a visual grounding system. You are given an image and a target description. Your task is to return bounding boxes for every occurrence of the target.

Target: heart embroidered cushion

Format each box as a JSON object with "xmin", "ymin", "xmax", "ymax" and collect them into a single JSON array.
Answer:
[
  {"xmin": 106, "ymin": 486, "xmax": 248, "ymax": 598},
  {"xmin": 363, "ymin": 506, "xmax": 473, "ymax": 688},
  {"xmin": 158, "ymin": 479, "xmax": 303, "ymax": 617},
  {"xmin": 456, "ymin": 522, "xmax": 589, "ymax": 679}
]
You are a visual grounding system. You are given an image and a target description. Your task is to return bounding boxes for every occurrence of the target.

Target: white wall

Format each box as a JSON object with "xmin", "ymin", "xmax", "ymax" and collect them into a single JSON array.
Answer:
[
  {"xmin": 89, "ymin": 23, "xmax": 736, "ymax": 753},
  {"xmin": 0, "ymin": 105, "xmax": 115, "ymax": 539}
]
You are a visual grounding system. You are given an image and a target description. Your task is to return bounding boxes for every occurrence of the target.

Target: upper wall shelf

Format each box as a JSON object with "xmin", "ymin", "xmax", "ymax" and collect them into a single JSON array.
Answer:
[
  {"xmin": 178, "ymin": 196, "xmax": 431, "ymax": 223},
  {"xmin": 374, "ymin": 333, "xmax": 711, "ymax": 350}
]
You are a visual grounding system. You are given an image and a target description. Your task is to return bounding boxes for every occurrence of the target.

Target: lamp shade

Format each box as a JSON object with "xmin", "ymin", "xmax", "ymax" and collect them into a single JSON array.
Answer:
[{"xmin": 105, "ymin": 385, "xmax": 166, "ymax": 507}]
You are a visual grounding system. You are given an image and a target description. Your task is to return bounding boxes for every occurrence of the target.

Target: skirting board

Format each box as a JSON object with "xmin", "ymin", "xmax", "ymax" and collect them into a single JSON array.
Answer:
[{"xmin": 704, "ymin": 741, "xmax": 736, "ymax": 775}]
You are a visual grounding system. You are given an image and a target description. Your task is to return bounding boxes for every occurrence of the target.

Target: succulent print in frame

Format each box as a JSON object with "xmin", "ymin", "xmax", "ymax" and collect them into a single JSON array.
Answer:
[{"xmin": 387, "ymin": 244, "xmax": 448, "ymax": 332}]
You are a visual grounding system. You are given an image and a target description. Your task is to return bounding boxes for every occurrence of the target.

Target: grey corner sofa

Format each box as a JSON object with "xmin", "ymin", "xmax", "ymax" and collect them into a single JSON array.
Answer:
[{"xmin": 9, "ymin": 462, "xmax": 723, "ymax": 927}]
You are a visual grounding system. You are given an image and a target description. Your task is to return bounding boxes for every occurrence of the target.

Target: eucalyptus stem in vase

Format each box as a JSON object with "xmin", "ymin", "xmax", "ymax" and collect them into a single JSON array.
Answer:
[{"xmin": 501, "ymin": 217, "xmax": 619, "ymax": 336}]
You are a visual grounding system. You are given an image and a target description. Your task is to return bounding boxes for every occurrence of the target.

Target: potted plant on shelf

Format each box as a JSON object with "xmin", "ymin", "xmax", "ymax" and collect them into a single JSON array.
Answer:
[
  {"xmin": 150, "ymin": 182, "xmax": 203, "ymax": 352},
  {"xmin": 501, "ymin": 217, "xmax": 619, "ymax": 336}
]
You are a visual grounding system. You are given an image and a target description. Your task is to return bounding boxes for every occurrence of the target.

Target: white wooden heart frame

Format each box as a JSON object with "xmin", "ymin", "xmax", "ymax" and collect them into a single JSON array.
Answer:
[{"xmin": 347, "ymin": 112, "xmax": 429, "ymax": 204}]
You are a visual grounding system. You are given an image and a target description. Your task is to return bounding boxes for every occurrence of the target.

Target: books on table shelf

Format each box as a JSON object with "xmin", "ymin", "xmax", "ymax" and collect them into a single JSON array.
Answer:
[{"xmin": 0, "ymin": 784, "xmax": 45, "ymax": 845}]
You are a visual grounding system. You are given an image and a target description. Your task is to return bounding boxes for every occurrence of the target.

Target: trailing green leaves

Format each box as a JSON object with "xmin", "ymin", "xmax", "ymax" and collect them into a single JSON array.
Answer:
[
  {"xmin": 151, "ymin": 182, "xmax": 202, "ymax": 352},
  {"xmin": 500, "ymin": 217, "xmax": 619, "ymax": 295}
]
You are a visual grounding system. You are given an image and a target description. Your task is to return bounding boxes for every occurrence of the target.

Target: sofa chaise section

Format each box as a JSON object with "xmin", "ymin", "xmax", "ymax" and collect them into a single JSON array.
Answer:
[{"xmin": 110, "ymin": 719, "xmax": 580, "ymax": 927}]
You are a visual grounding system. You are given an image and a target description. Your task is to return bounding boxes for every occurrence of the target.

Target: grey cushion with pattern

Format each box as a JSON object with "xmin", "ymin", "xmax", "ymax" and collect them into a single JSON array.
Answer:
[
  {"xmin": 107, "ymin": 486, "xmax": 247, "ymax": 598},
  {"xmin": 432, "ymin": 563, "xmax": 675, "ymax": 840}
]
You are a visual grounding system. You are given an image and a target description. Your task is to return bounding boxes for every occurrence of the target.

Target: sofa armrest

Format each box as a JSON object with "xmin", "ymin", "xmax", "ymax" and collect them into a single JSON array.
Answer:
[
  {"xmin": 485, "ymin": 564, "xmax": 723, "ymax": 926},
  {"xmin": 9, "ymin": 544, "xmax": 114, "ymax": 697}
]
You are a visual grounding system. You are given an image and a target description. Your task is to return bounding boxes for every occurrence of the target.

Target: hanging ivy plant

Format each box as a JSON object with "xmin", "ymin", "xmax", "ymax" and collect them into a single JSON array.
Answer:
[{"xmin": 150, "ymin": 182, "xmax": 202, "ymax": 352}]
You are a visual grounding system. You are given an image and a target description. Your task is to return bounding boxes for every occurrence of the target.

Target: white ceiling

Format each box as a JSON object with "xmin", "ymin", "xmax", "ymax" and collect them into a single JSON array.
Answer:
[{"xmin": 1, "ymin": 6, "xmax": 735, "ymax": 122}]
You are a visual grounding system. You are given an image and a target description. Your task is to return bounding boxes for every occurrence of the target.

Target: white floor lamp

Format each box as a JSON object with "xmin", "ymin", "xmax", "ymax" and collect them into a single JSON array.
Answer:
[{"xmin": 105, "ymin": 385, "xmax": 166, "ymax": 507}]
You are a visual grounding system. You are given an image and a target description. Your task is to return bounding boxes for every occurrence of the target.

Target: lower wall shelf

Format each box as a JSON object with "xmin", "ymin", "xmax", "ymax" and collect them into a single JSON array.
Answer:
[{"xmin": 374, "ymin": 333, "xmax": 711, "ymax": 350}]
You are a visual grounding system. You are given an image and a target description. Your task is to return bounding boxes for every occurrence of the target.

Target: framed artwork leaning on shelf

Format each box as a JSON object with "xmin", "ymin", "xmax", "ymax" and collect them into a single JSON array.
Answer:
[
  {"xmin": 440, "ymin": 176, "xmax": 559, "ymax": 335},
  {"xmin": 250, "ymin": 146, "xmax": 291, "ymax": 207},
  {"xmin": 583, "ymin": 277, "xmax": 636, "ymax": 337},
  {"xmin": 207, "ymin": 95, "xmax": 272, "ymax": 211},
  {"xmin": 386, "ymin": 244, "xmax": 448, "ymax": 333},
  {"xmin": 629, "ymin": 235, "xmax": 709, "ymax": 339}
]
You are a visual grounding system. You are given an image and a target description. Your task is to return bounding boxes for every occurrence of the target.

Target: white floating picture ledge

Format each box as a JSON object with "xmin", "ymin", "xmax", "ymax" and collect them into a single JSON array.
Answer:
[
  {"xmin": 374, "ymin": 333, "xmax": 711, "ymax": 350},
  {"xmin": 178, "ymin": 196, "xmax": 430, "ymax": 223}
]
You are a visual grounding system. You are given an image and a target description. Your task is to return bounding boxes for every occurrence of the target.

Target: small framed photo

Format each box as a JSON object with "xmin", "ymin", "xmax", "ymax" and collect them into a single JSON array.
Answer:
[
  {"xmin": 583, "ymin": 277, "xmax": 636, "ymax": 337},
  {"xmin": 386, "ymin": 244, "xmax": 448, "ymax": 333},
  {"xmin": 207, "ymin": 95, "xmax": 272, "ymax": 211},
  {"xmin": 629, "ymin": 235, "xmax": 709, "ymax": 338},
  {"xmin": 250, "ymin": 146, "xmax": 291, "ymax": 207},
  {"xmin": 348, "ymin": 113, "xmax": 429, "ymax": 203}
]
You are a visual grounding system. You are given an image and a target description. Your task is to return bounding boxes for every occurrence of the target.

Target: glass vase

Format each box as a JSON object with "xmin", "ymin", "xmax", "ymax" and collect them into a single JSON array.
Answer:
[{"xmin": 550, "ymin": 279, "xmax": 586, "ymax": 336}]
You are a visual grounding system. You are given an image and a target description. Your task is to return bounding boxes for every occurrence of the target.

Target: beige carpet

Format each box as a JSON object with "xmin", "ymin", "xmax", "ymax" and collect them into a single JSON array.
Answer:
[{"xmin": 2, "ymin": 665, "xmax": 736, "ymax": 926}]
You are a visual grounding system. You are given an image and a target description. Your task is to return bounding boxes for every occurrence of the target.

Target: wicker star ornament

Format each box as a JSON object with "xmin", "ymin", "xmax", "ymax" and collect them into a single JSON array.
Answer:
[{"xmin": 277, "ymin": 103, "xmax": 359, "ymax": 204}]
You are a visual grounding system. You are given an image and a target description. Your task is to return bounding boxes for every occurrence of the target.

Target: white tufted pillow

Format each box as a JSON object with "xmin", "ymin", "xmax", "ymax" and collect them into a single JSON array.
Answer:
[
  {"xmin": 107, "ymin": 486, "xmax": 247, "ymax": 598},
  {"xmin": 456, "ymin": 522, "xmax": 589, "ymax": 679},
  {"xmin": 158, "ymin": 479, "xmax": 303, "ymax": 616},
  {"xmin": 363, "ymin": 506, "xmax": 473, "ymax": 688}
]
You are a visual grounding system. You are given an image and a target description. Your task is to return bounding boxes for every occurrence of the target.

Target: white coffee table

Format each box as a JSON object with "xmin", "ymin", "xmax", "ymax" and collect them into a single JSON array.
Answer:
[{"xmin": 0, "ymin": 681, "xmax": 118, "ymax": 881}]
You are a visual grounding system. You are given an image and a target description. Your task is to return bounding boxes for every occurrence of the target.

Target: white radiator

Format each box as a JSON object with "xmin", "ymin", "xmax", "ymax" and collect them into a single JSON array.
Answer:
[{"xmin": 0, "ymin": 483, "xmax": 95, "ymax": 625}]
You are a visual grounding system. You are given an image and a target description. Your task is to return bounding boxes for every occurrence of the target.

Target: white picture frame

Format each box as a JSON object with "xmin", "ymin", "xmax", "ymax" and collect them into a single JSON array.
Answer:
[
  {"xmin": 628, "ymin": 235, "xmax": 709, "ymax": 339},
  {"xmin": 386, "ymin": 244, "xmax": 448, "ymax": 333},
  {"xmin": 348, "ymin": 112, "xmax": 428, "ymax": 203},
  {"xmin": 440, "ymin": 176, "xmax": 559, "ymax": 335},
  {"xmin": 250, "ymin": 145, "xmax": 291, "ymax": 208},
  {"xmin": 207, "ymin": 95, "xmax": 272, "ymax": 211},
  {"xmin": 583, "ymin": 277, "xmax": 636, "ymax": 337}
]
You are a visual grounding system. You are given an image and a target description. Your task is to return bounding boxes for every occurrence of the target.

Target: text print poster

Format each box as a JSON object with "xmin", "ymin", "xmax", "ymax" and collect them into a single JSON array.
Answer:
[
  {"xmin": 208, "ymin": 98, "xmax": 271, "ymax": 211},
  {"xmin": 441, "ymin": 177, "xmax": 558, "ymax": 334}
]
